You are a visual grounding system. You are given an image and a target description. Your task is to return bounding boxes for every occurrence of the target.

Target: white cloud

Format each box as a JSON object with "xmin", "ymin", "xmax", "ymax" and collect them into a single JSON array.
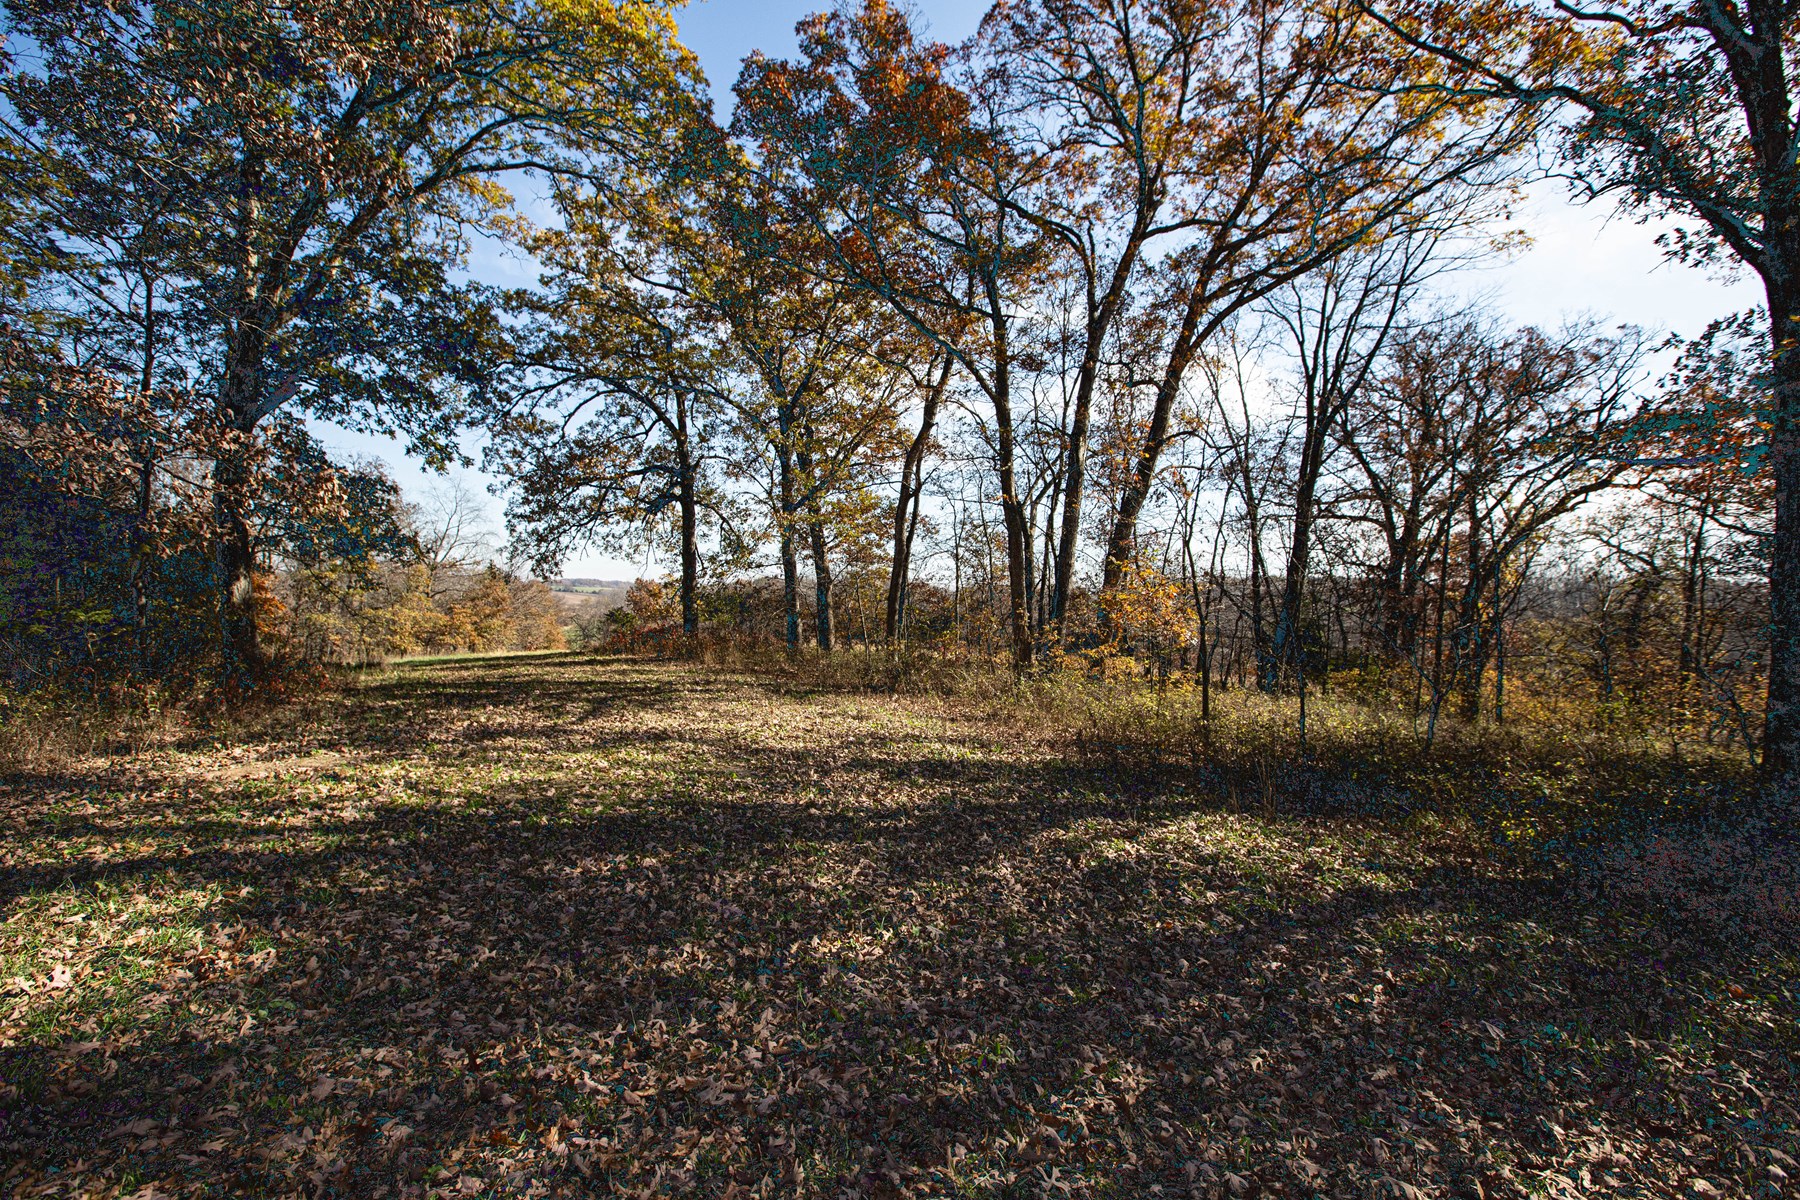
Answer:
[{"xmin": 1459, "ymin": 179, "xmax": 1760, "ymax": 337}]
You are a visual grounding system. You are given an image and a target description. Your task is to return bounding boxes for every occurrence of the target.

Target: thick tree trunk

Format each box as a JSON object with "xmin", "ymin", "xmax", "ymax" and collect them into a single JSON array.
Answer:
[
  {"xmin": 777, "ymin": 439, "xmax": 800, "ymax": 652},
  {"xmin": 676, "ymin": 399, "xmax": 700, "ymax": 639},
  {"xmin": 213, "ymin": 448, "xmax": 263, "ymax": 681},
  {"xmin": 1021, "ymin": 493, "xmax": 1038, "ymax": 633},
  {"xmin": 1270, "ymin": 469, "xmax": 1319, "ymax": 691},
  {"xmin": 1453, "ymin": 505, "xmax": 1488, "ymax": 721},
  {"xmin": 1230, "ymin": 448, "xmax": 1276, "ymax": 691},
  {"xmin": 1765, "ymin": 295, "xmax": 1800, "ymax": 780},
  {"xmin": 794, "ymin": 421, "xmax": 833, "ymax": 652},
  {"xmin": 1377, "ymin": 548, "xmax": 1407, "ymax": 657},
  {"xmin": 213, "ymin": 336, "xmax": 273, "ymax": 684},
  {"xmin": 1049, "ymin": 385, "xmax": 1091, "ymax": 637},
  {"xmin": 809, "ymin": 515, "xmax": 833, "ymax": 652},
  {"xmin": 983, "ymin": 278, "xmax": 1034, "ymax": 670},
  {"xmin": 133, "ymin": 281, "xmax": 156, "ymax": 668},
  {"xmin": 780, "ymin": 526, "xmax": 800, "ymax": 651},
  {"xmin": 1049, "ymin": 327, "xmax": 1103, "ymax": 635},
  {"xmin": 1380, "ymin": 508, "xmax": 1427, "ymax": 660},
  {"xmin": 1452, "ymin": 604, "xmax": 1488, "ymax": 721},
  {"xmin": 900, "ymin": 480, "xmax": 926, "ymax": 638},
  {"xmin": 996, "ymin": 451, "xmax": 1033, "ymax": 670},
  {"xmin": 1272, "ymin": 379, "xmax": 1339, "ymax": 689},
  {"xmin": 1248, "ymin": 535, "xmax": 1273, "ymax": 691},
  {"xmin": 1102, "ymin": 388, "xmax": 1178, "ymax": 603}
]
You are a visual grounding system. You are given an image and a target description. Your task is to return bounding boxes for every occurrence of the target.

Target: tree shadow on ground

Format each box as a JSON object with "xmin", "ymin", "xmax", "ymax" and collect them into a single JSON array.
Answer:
[{"xmin": 1, "ymin": 657, "xmax": 1794, "ymax": 1199}]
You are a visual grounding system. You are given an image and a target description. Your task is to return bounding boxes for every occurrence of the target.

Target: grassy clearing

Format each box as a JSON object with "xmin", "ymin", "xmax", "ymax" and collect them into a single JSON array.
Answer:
[{"xmin": 1, "ymin": 652, "xmax": 1796, "ymax": 1198}]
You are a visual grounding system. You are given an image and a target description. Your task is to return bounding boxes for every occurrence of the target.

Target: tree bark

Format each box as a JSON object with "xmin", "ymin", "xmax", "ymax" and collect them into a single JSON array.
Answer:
[
  {"xmin": 1453, "ymin": 496, "xmax": 1487, "ymax": 722},
  {"xmin": 983, "ymin": 276, "xmax": 1034, "ymax": 670},
  {"xmin": 886, "ymin": 356, "xmax": 949, "ymax": 642},
  {"xmin": 1100, "ymin": 281, "xmax": 1213, "ymax": 620},
  {"xmin": 809, "ymin": 514, "xmax": 833, "ymax": 652},
  {"xmin": 132, "ymin": 278, "xmax": 157, "ymax": 670},
  {"xmin": 676, "ymin": 393, "xmax": 700, "ymax": 639},
  {"xmin": 213, "ymin": 332, "xmax": 274, "ymax": 683},
  {"xmin": 1764, "ymin": 291, "xmax": 1800, "ymax": 779},
  {"xmin": 1037, "ymin": 472, "xmax": 1060, "ymax": 632},
  {"xmin": 777, "ymin": 435, "xmax": 800, "ymax": 652},
  {"xmin": 1269, "ymin": 449, "xmax": 1322, "ymax": 691},
  {"xmin": 1051, "ymin": 236, "xmax": 1148, "ymax": 636}
]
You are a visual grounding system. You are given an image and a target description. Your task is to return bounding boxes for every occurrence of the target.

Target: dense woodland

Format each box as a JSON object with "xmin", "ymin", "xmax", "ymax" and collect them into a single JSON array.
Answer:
[{"xmin": 0, "ymin": 0, "xmax": 1793, "ymax": 779}]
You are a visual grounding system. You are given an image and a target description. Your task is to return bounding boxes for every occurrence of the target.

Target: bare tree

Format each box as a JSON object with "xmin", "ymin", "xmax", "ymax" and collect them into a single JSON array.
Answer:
[
  {"xmin": 1260, "ymin": 227, "xmax": 1450, "ymax": 692},
  {"xmin": 411, "ymin": 479, "xmax": 497, "ymax": 600}
]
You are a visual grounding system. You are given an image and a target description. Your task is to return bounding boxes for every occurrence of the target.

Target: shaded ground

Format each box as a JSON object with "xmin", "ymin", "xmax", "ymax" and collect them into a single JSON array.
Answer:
[{"xmin": 1, "ymin": 653, "xmax": 1796, "ymax": 1198}]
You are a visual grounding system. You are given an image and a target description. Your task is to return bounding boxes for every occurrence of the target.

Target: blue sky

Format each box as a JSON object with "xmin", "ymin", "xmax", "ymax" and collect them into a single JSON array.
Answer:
[
  {"xmin": 679, "ymin": 0, "xmax": 988, "ymax": 88},
  {"xmin": 311, "ymin": 0, "xmax": 1761, "ymax": 580},
  {"xmin": 312, "ymin": 0, "xmax": 996, "ymax": 577}
]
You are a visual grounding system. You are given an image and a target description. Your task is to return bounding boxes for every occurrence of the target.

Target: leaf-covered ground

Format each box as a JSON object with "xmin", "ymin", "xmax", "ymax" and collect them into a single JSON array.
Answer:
[{"xmin": 2, "ymin": 653, "xmax": 1797, "ymax": 1199}]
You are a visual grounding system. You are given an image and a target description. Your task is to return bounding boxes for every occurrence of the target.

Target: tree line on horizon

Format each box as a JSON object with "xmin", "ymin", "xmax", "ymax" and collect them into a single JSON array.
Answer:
[{"xmin": 0, "ymin": 0, "xmax": 1794, "ymax": 780}]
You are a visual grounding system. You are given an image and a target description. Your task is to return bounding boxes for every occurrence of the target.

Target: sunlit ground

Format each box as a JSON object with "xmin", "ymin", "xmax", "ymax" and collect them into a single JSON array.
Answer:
[{"xmin": 2, "ymin": 654, "xmax": 1795, "ymax": 1198}]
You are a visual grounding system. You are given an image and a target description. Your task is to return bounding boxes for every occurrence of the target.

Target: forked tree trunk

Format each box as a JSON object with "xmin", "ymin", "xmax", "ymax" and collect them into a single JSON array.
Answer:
[
  {"xmin": 886, "ymin": 356, "xmax": 949, "ymax": 642},
  {"xmin": 1051, "ymin": 233, "xmax": 1149, "ymax": 637},
  {"xmin": 983, "ymin": 278, "xmax": 1034, "ymax": 670}
]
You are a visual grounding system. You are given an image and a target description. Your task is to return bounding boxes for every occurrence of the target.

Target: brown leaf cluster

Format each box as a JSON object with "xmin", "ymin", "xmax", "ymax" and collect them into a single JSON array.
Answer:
[{"xmin": 1, "ymin": 655, "xmax": 1795, "ymax": 1197}]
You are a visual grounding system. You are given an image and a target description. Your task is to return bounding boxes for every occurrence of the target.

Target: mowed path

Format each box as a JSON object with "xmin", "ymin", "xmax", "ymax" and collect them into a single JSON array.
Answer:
[{"xmin": 1, "ymin": 654, "xmax": 1796, "ymax": 1198}]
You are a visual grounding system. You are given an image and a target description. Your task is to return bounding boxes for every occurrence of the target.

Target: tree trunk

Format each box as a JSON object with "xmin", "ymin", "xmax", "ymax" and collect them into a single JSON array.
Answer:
[
  {"xmin": 1101, "ymin": 262, "xmax": 1223, "ymax": 621},
  {"xmin": 809, "ymin": 515, "xmax": 833, "ymax": 652},
  {"xmin": 780, "ymin": 526, "xmax": 800, "ymax": 651},
  {"xmin": 1380, "ymin": 506, "xmax": 1426, "ymax": 660},
  {"xmin": 1678, "ymin": 498, "xmax": 1707, "ymax": 687},
  {"xmin": 1248, "ymin": 539, "xmax": 1272, "ymax": 690},
  {"xmin": 1270, "ymin": 474, "xmax": 1318, "ymax": 691},
  {"xmin": 1272, "ymin": 380, "xmax": 1336, "ymax": 689},
  {"xmin": 1184, "ymin": 536, "xmax": 1215, "ymax": 742},
  {"xmin": 1102, "ymin": 371, "xmax": 1183, "ymax": 608},
  {"xmin": 1051, "ymin": 233, "xmax": 1149, "ymax": 637},
  {"xmin": 984, "ymin": 279, "xmax": 1034, "ymax": 670},
  {"xmin": 133, "ymin": 448, "xmax": 154, "ymax": 668},
  {"xmin": 1021, "ymin": 492, "xmax": 1038, "ymax": 636},
  {"xmin": 794, "ymin": 417, "xmax": 833, "ymax": 652},
  {"xmin": 886, "ymin": 356, "xmax": 949, "ymax": 642},
  {"xmin": 212, "ymin": 447, "xmax": 263, "ymax": 681},
  {"xmin": 900, "ymin": 476, "xmax": 926, "ymax": 639},
  {"xmin": 1233, "ymin": 452, "xmax": 1275, "ymax": 690},
  {"xmin": 1492, "ymin": 572, "xmax": 1508, "ymax": 724},
  {"xmin": 777, "ymin": 440, "xmax": 800, "ymax": 652},
  {"xmin": 213, "ymin": 336, "xmax": 272, "ymax": 684},
  {"xmin": 133, "ymin": 281, "xmax": 156, "ymax": 670},
  {"xmin": 1453, "ymin": 496, "xmax": 1510, "ymax": 724},
  {"xmin": 950, "ymin": 497, "xmax": 963, "ymax": 647},
  {"xmin": 1037, "ymin": 473, "xmax": 1060, "ymax": 631},
  {"xmin": 1765, "ymin": 291, "xmax": 1800, "ymax": 780},
  {"xmin": 676, "ymin": 395, "xmax": 700, "ymax": 639}
]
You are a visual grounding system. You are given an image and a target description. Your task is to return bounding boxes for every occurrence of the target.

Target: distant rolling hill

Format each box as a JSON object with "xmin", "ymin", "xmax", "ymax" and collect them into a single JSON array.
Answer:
[{"xmin": 549, "ymin": 579, "xmax": 633, "ymax": 611}]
